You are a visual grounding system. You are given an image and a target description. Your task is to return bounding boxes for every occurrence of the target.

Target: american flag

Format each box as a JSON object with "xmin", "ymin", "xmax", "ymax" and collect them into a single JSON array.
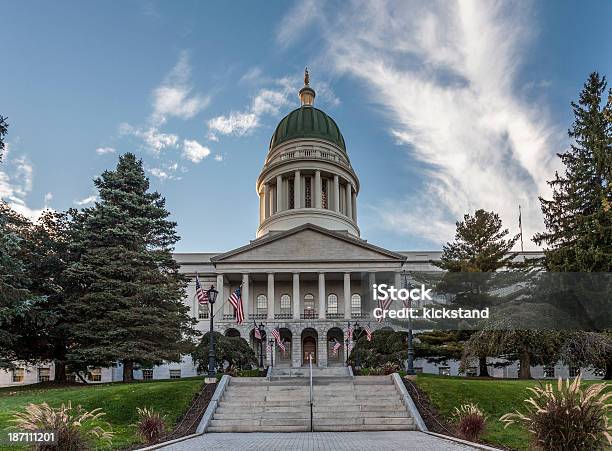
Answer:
[
  {"xmin": 332, "ymin": 340, "xmax": 341, "ymax": 355},
  {"xmin": 253, "ymin": 320, "xmax": 262, "ymax": 340},
  {"xmin": 377, "ymin": 296, "xmax": 393, "ymax": 323},
  {"xmin": 346, "ymin": 324, "xmax": 353, "ymax": 341},
  {"xmin": 271, "ymin": 327, "xmax": 286, "ymax": 351},
  {"xmin": 403, "ymin": 282, "xmax": 412, "ymax": 308},
  {"xmin": 228, "ymin": 287, "xmax": 244, "ymax": 325},
  {"xmin": 364, "ymin": 324, "xmax": 373, "ymax": 341},
  {"xmin": 347, "ymin": 341, "xmax": 354, "ymax": 355},
  {"xmin": 195, "ymin": 273, "xmax": 209, "ymax": 305}
]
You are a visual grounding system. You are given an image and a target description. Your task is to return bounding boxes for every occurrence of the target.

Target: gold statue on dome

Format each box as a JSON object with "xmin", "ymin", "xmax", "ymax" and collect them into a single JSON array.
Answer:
[{"xmin": 304, "ymin": 67, "xmax": 310, "ymax": 86}]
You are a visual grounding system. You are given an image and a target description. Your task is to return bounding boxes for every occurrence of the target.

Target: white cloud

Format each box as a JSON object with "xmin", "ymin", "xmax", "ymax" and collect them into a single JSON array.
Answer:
[
  {"xmin": 75, "ymin": 195, "xmax": 97, "ymax": 206},
  {"xmin": 96, "ymin": 146, "xmax": 116, "ymax": 155},
  {"xmin": 207, "ymin": 112, "xmax": 259, "ymax": 138},
  {"xmin": 0, "ymin": 154, "xmax": 48, "ymax": 220},
  {"xmin": 182, "ymin": 139, "xmax": 211, "ymax": 163},
  {"xmin": 214, "ymin": 154, "xmax": 223, "ymax": 162},
  {"xmin": 240, "ymin": 66, "xmax": 264, "ymax": 84},
  {"xmin": 283, "ymin": 0, "xmax": 561, "ymax": 249},
  {"xmin": 119, "ymin": 123, "xmax": 179, "ymax": 154},
  {"xmin": 152, "ymin": 51, "xmax": 210, "ymax": 124},
  {"xmin": 147, "ymin": 167, "xmax": 171, "ymax": 180},
  {"xmin": 276, "ymin": 0, "xmax": 322, "ymax": 47}
]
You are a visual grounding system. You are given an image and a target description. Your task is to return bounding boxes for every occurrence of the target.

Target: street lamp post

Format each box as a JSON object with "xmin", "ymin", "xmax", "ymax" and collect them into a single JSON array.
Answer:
[
  {"xmin": 352, "ymin": 322, "xmax": 361, "ymax": 369},
  {"xmin": 258, "ymin": 323, "xmax": 265, "ymax": 368},
  {"xmin": 403, "ymin": 271, "xmax": 416, "ymax": 376},
  {"xmin": 269, "ymin": 338, "xmax": 275, "ymax": 368},
  {"xmin": 206, "ymin": 285, "xmax": 219, "ymax": 383}
]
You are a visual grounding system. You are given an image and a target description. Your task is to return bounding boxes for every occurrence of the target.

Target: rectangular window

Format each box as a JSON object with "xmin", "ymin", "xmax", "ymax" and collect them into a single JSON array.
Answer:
[
  {"xmin": 12, "ymin": 368, "xmax": 25, "ymax": 383},
  {"xmin": 305, "ymin": 177, "xmax": 312, "ymax": 208},
  {"xmin": 88, "ymin": 368, "xmax": 102, "ymax": 382},
  {"xmin": 438, "ymin": 367, "xmax": 450, "ymax": 376},
  {"xmin": 169, "ymin": 369, "xmax": 181, "ymax": 379},
  {"xmin": 321, "ymin": 178, "xmax": 328, "ymax": 209},
  {"xmin": 198, "ymin": 305, "xmax": 209, "ymax": 320},
  {"xmin": 288, "ymin": 178, "xmax": 295, "ymax": 209},
  {"xmin": 142, "ymin": 369, "xmax": 153, "ymax": 381},
  {"xmin": 543, "ymin": 365, "xmax": 555, "ymax": 378},
  {"xmin": 38, "ymin": 368, "xmax": 50, "ymax": 382}
]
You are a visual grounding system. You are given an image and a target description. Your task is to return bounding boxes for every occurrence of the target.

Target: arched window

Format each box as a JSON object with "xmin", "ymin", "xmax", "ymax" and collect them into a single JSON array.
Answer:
[
  {"xmin": 256, "ymin": 294, "xmax": 267, "ymax": 312},
  {"xmin": 327, "ymin": 294, "xmax": 338, "ymax": 314},
  {"xmin": 351, "ymin": 294, "xmax": 361, "ymax": 316},
  {"xmin": 280, "ymin": 294, "xmax": 291, "ymax": 313},
  {"xmin": 304, "ymin": 293, "xmax": 315, "ymax": 311}
]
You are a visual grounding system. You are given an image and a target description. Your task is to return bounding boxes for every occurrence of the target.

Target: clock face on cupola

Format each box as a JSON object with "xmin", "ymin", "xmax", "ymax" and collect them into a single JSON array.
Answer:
[{"xmin": 256, "ymin": 69, "xmax": 360, "ymax": 238}]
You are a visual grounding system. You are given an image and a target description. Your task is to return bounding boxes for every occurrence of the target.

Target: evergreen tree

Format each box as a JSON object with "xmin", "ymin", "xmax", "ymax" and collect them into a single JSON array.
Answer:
[
  {"xmin": 434, "ymin": 209, "xmax": 519, "ymax": 377},
  {"xmin": 533, "ymin": 72, "xmax": 612, "ymax": 271},
  {"xmin": 0, "ymin": 115, "xmax": 8, "ymax": 161},
  {"xmin": 66, "ymin": 153, "xmax": 197, "ymax": 381}
]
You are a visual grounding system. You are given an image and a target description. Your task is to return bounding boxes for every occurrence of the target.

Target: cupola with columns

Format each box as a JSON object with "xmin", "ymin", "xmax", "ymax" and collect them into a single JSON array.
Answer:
[{"xmin": 256, "ymin": 69, "xmax": 360, "ymax": 238}]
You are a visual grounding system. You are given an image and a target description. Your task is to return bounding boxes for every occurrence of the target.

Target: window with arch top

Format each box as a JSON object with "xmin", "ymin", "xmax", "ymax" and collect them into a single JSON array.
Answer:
[
  {"xmin": 256, "ymin": 294, "xmax": 267, "ymax": 311},
  {"xmin": 351, "ymin": 294, "xmax": 361, "ymax": 315},
  {"xmin": 327, "ymin": 294, "xmax": 338, "ymax": 314},
  {"xmin": 280, "ymin": 294, "xmax": 291, "ymax": 312},
  {"xmin": 304, "ymin": 293, "xmax": 315, "ymax": 311}
]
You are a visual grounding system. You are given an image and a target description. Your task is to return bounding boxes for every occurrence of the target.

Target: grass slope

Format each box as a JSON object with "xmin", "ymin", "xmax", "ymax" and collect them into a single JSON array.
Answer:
[
  {"xmin": 414, "ymin": 374, "xmax": 608, "ymax": 450},
  {"xmin": 0, "ymin": 378, "xmax": 203, "ymax": 449}
]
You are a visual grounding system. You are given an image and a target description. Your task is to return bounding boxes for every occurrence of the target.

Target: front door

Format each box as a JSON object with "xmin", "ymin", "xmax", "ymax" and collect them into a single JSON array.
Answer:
[{"xmin": 303, "ymin": 337, "xmax": 317, "ymax": 365}]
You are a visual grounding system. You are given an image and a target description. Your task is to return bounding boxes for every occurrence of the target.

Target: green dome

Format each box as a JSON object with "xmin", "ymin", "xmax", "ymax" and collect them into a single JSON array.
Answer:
[{"xmin": 269, "ymin": 106, "xmax": 346, "ymax": 152}]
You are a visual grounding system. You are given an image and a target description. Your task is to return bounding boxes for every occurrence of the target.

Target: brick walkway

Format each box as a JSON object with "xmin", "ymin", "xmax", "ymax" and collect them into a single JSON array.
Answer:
[{"xmin": 159, "ymin": 431, "xmax": 477, "ymax": 450}]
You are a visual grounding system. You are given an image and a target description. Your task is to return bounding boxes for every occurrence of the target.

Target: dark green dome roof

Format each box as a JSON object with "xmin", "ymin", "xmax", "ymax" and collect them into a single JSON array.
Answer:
[{"xmin": 269, "ymin": 106, "xmax": 346, "ymax": 152}]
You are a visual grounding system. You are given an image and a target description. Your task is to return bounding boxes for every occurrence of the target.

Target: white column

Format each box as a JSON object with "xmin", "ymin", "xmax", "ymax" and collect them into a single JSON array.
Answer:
[
  {"xmin": 333, "ymin": 175, "xmax": 340, "ymax": 212},
  {"xmin": 294, "ymin": 170, "xmax": 301, "ymax": 209},
  {"xmin": 242, "ymin": 274, "xmax": 250, "ymax": 319},
  {"xmin": 216, "ymin": 275, "xmax": 224, "ymax": 320},
  {"xmin": 292, "ymin": 272, "xmax": 300, "ymax": 320},
  {"xmin": 352, "ymin": 190, "xmax": 357, "ymax": 221},
  {"xmin": 267, "ymin": 273, "xmax": 275, "ymax": 320},
  {"xmin": 276, "ymin": 175, "xmax": 283, "ymax": 213},
  {"xmin": 318, "ymin": 273, "xmax": 326, "ymax": 319},
  {"xmin": 315, "ymin": 170, "xmax": 322, "ymax": 209},
  {"xmin": 368, "ymin": 272, "xmax": 376, "ymax": 312},
  {"xmin": 344, "ymin": 273, "xmax": 351, "ymax": 319},
  {"xmin": 263, "ymin": 184, "xmax": 270, "ymax": 219},
  {"xmin": 346, "ymin": 184, "xmax": 353, "ymax": 219}
]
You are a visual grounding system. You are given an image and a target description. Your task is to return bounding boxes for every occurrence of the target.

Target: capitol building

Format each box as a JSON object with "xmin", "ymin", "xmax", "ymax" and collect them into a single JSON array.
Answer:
[{"xmin": 3, "ymin": 73, "xmax": 596, "ymax": 386}]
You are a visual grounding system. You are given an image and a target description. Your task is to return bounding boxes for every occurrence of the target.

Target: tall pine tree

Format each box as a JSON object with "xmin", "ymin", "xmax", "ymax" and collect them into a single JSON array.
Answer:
[
  {"xmin": 66, "ymin": 153, "xmax": 197, "ymax": 381},
  {"xmin": 435, "ymin": 209, "xmax": 519, "ymax": 376},
  {"xmin": 534, "ymin": 72, "xmax": 612, "ymax": 271}
]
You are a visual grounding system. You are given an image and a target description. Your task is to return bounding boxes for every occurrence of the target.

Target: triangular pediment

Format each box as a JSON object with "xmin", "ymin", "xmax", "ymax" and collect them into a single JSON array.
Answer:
[{"xmin": 211, "ymin": 224, "xmax": 405, "ymax": 263}]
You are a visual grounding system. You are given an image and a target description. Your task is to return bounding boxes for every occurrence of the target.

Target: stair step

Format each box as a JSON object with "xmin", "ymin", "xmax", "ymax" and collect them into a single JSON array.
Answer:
[
  {"xmin": 213, "ymin": 412, "xmax": 310, "ymax": 420},
  {"xmin": 207, "ymin": 425, "xmax": 309, "ymax": 433},
  {"xmin": 210, "ymin": 419, "xmax": 310, "ymax": 427},
  {"xmin": 314, "ymin": 424, "xmax": 415, "ymax": 432},
  {"xmin": 215, "ymin": 406, "xmax": 309, "ymax": 414}
]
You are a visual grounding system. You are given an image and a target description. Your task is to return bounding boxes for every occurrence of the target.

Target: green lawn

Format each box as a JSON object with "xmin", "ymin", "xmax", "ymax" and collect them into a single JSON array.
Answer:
[
  {"xmin": 0, "ymin": 378, "xmax": 203, "ymax": 449},
  {"xmin": 413, "ymin": 374, "xmax": 608, "ymax": 450}
]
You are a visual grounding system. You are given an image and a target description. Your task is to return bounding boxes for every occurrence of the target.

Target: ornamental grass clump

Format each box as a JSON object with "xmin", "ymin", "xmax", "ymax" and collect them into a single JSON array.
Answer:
[
  {"xmin": 134, "ymin": 407, "xmax": 167, "ymax": 444},
  {"xmin": 11, "ymin": 401, "xmax": 113, "ymax": 451},
  {"xmin": 452, "ymin": 402, "xmax": 487, "ymax": 442},
  {"xmin": 500, "ymin": 374, "xmax": 611, "ymax": 451}
]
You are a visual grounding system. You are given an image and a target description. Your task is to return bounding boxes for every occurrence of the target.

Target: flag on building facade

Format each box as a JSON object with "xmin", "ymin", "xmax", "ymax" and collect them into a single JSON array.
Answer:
[
  {"xmin": 332, "ymin": 339, "xmax": 341, "ymax": 355},
  {"xmin": 364, "ymin": 323, "xmax": 373, "ymax": 341},
  {"xmin": 253, "ymin": 320, "xmax": 262, "ymax": 340},
  {"xmin": 228, "ymin": 287, "xmax": 244, "ymax": 325},
  {"xmin": 195, "ymin": 273, "xmax": 209, "ymax": 305},
  {"xmin": 271, "ymin": 327, "xmax": 285, "ymax": 351},
  {"xmin": 346, "ymin": 324, "xmax": 353, "ymax": 341},
  {"xmin": 376, "ymin": 296, "xmax": 393, "ymax": 323}
]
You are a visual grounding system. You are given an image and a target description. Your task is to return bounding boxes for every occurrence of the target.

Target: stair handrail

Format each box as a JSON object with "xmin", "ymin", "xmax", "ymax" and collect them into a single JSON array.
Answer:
[{"xmin": 309, "ymin": 354, "xmax": 313, "ymax": 432}]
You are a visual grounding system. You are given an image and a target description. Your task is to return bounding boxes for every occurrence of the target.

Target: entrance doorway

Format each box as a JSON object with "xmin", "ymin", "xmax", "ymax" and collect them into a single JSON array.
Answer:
[{"xmin": 301, "ymin": 328, "xmax": 318, "ymax": 365}]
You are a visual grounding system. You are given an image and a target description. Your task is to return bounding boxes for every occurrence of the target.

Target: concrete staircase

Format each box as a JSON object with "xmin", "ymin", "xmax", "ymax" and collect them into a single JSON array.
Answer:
[{"xmin": 207, "ymin": 371, "xmax": 415, "ymax": 432}]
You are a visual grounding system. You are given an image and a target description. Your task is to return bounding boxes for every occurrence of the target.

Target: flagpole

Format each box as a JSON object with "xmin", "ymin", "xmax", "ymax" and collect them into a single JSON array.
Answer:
[{"xmin": 519, "ymin": 205, "xmax": 524, "ymax": 253}]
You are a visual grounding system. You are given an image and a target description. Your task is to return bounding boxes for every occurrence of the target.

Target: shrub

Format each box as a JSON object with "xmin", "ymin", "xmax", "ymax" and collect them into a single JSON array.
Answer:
[
  {"xmin": 500, "ymin": 375, "xmax": 611, "ymax": 450},
  {"xmin": 452, "ymin": 402, "xmax": 487, "ymax": 442},
  {"xmin": 192, "ymin": 332, "xmax": 257, "ymax": 372},
  {"xmin": 11, "ymin": 402, "xmax": 113, "ymax": 451},
  {"xmin": 134, "ymin": 407, "xmax": 166, "ymax": 444},
  {"xmin": 381, "ymin": 362, "xmax": 401, "ymax": 375}
]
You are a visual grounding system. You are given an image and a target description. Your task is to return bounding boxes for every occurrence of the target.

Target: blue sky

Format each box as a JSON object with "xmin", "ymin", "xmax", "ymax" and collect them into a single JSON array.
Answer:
[{"xmin": 1, "ymin": 1, "xmax": 610, "ymax": 252}]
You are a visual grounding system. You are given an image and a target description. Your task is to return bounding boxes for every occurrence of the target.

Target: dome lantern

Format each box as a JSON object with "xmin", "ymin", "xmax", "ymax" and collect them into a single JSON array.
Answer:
[{"xmin": 299, "ymin": 67, "xmax": 316, "ymax": 106}]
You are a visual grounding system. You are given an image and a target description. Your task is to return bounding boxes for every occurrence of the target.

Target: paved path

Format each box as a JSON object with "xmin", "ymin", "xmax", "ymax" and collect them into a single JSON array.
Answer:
[{"xmin": 159, "ymin": 431, "xmax": 477, "ymax": 450}]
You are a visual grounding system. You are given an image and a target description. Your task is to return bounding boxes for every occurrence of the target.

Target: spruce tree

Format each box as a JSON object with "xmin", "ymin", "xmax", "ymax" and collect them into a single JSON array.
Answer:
[
  {"xmin": 0, "ymin": 115, "xmax": 8, "ymax": 161},
  {"xmin": 66, "ymin": 153, "xmax": 197, "ymax": 381},
  {"xmin": 435, "ymin": 209, "xmax": 519, "ymax": 377},
  {"xmin": 534, "ymin": 72, "xmax": 612, "ymax": 271}
]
